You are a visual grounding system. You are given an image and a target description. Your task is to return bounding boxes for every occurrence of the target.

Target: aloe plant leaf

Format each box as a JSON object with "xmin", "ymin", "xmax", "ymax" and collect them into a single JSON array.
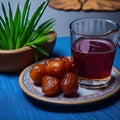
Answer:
[
  {"xmin": 31, "ymin": 44, "xmax": 49, "ymax": 56},
  {"xmin": 8, "ymin": 2, "xmax": 13, "ymax": 24},
  {"xmin": 15, "ymin": 36, "xmax": 21, "ymax": 49},
  {"xmin": 24, "ymin": 36, "xmax": 49, "ymax": 46},
  {"xmin": 0, "ymin": 0, "xmax": 54, "ymax": 54},
  {"xmin": 2, "ymin": 3, "xmax": 9, "ymax": 31},
  {"xmin": 20, "ymin": 2, "xmax": 45, "ymax": 40},
  {"xmin": 0, "ymin": 16, "xmax": 6, "ymax": 29},
  {"xmin": 33, "ymin": 0, "xmax": 50, "ymax": 29},
  {"xmin": 26, "ymin": 19, "xmax": 55, "ymax": 44},
  {"xmin": 19, "ymin": 3, "xmax": 31, "ymax": 46},
  {"xmin": 0, "ymin": 16, "xmax": 9, "ymax": 49},
  {"xmin": 27, "ymin": 0, "xmax": 49, "ymax": 30},
  {"xmin": 39, "ymin": 24, "xmax": 54, "ymax": 36},
  {"xmin": 1, "ymin": 3, "xmax": 9, "ymax": 27},
  {"xmin": 0, "ymin": 29, "xmax": 8, "ymax": 49},
  {"xmin": 0, "ymin": 40, "xmax": 6, "ymax": 49},
  {"xmin": 1, "ymin": 3, "xmax": 11, "ymax": 48},
  {"xmin": 1, "ymin": 2, "xmax": 16, "ymax": 49},
  {"xmin": 8, "ymin": 2, "xmax": 15, "ymax": 49},
  {"xmin": 19, "ymin": 0, "xmax": 50, "ymax": 47},
  {"xmin": 8, "ymin": 33, "xmax": 14, "ymax": 49},
  {"xmin": 36, "ymin": 18, "xmax": 55, "ymax": 35},
  {"xmin": 21, "ymin": 0, "xmax": 30, "ymax": 27},
  {"xmin": 34, "ymin": 52, "xmax": 39, "ymax": 62},
  {"xmin": 14, "ymin": 4, "xmax": 21, "ymax": 48}
]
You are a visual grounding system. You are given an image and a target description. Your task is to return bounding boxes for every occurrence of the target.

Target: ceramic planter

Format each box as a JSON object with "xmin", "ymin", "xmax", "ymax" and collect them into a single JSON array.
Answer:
[{"xmin": 0, "ymin": 31, "xmax": 56, "ymax": 73}]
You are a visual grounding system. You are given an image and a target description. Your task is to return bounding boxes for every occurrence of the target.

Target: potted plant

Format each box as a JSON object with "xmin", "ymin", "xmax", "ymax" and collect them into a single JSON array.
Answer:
[{"xmin": 0, "ymin": 0, "xmax": 56, "ymax": 73}]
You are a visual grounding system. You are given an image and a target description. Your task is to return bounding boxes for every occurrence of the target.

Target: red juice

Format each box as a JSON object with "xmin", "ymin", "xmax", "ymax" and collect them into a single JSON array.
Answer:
[{"xmin": 72, "ymin": 38, "xmax": 116, "ymax": 80}]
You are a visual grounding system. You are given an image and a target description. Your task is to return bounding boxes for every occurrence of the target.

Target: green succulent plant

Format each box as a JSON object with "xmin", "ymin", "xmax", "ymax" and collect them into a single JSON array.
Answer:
[{"xmin": 0, "ymin": 0, "xmax": 55, "ymax": 55}]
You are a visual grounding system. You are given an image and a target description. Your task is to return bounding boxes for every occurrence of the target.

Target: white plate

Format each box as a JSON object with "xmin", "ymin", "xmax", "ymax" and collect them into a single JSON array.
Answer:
[{"xmin": 19, "ymin": 58, "xmax": 120, "ymax": 105}]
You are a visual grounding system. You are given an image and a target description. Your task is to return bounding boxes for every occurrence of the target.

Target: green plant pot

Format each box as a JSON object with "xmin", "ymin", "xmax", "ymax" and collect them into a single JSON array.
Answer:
[{"xmin": 0, "ymin": 31, "xmax": 56, "ymax": 73}]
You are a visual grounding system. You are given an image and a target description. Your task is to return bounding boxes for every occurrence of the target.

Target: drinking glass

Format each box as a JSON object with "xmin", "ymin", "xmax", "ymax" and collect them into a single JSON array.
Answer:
[{"xmin": 69, "ymin": 17, "xmax": 119, "ymax": 88}]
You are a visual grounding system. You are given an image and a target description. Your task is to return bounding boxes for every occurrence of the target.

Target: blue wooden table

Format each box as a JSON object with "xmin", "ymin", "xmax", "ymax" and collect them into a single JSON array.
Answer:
[{"xmin": 0, "ymin": 37, "xmax": 120, "ymax": 120}]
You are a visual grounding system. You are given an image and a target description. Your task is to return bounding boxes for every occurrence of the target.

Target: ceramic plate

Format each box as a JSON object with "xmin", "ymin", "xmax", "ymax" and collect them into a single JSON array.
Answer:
[{"xmin": 19, "ymin": 58, "xmax": 120, "ymax": 105}]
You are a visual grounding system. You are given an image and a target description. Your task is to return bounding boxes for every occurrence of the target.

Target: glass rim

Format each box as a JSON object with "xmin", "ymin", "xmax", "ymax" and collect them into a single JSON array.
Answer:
[{"xmin": 69, "ymin": 17, "xmax": 119, "ymax": 37}]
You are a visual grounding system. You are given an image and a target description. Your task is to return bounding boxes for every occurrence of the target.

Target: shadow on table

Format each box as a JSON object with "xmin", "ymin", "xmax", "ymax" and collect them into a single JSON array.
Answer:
[{"xmin": 24, "ymin": 91, "xmax": 120, "ymax": 113}]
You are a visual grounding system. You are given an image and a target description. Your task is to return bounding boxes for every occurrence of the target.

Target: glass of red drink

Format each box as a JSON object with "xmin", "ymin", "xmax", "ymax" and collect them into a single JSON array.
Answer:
[{"xmin": 69, "ymin": 17, "xmax": 119, "ymax": 88}]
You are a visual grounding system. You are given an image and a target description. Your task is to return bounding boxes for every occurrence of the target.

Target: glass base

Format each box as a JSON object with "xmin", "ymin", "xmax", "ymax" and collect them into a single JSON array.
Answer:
[{"xmin": 79, "ymin": 76, "xmax": 111, "ymax": 89}]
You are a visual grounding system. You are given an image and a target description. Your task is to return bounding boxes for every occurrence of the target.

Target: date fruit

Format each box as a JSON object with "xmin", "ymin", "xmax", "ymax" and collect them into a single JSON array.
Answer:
[
  {"xmin": 30, "ymin": 63, "xmax": 47, "ymax": 85},
  {"xmin": 42, "ymin": 75, "xmax": 61, "ymax": 96},
  {"xmin": 61, "ymin": 72, "xmax": 78, "ymax": 97}
]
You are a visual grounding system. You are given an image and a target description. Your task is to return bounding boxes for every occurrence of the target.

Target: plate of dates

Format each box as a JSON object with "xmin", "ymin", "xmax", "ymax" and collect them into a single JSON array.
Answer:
[{"xmin": 19, "ymin": 56, "xmax": 120, "ymax": 105}]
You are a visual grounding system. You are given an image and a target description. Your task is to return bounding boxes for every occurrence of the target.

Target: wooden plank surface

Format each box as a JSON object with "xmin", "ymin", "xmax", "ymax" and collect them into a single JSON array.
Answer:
[{"xmin": 49, "ymin": 0, "xmax": 120, "ymax": 11}]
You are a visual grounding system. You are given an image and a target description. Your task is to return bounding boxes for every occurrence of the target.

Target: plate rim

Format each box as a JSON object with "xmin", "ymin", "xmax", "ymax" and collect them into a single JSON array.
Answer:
[{"xmin": 19, "ymin": 61, "xmax": 120, "ymax": 105}]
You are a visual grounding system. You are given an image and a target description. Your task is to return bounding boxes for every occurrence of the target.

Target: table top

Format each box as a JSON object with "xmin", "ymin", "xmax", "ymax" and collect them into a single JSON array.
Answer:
[{"xmin": 0, "ymin": 37, "xmax": 120, "ymax": 120}]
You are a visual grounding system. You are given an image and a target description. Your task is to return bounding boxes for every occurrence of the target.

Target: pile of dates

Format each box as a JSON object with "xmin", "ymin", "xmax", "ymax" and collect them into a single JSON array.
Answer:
[{"xmin": 30, "ymin": 56, "xmax": 79, "ymax": 97}]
